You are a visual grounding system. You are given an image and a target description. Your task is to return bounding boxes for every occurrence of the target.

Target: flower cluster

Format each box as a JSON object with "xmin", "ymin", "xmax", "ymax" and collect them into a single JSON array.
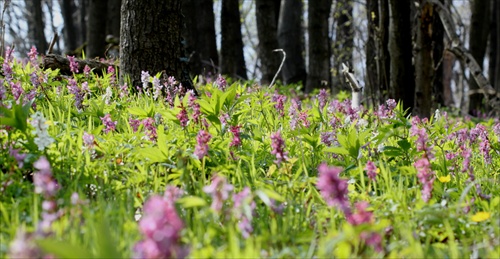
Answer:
[
  {"xmin": 30, "ymin": 112, "xmax": 55, "ymax": 151},
  {"xmin": 316, "ymin": 163, "xmax": 350, "ymax": 214},
  {"xmin": 8, "ymin": 229, "xmax": 41, "ymax": 258},
  {"xmin": 134, "ymin": 186, "xmax": 187, "ymax": 259},
  {"xmin": 141, "ymin": 71, "xmax": 150, "ymax": 94},
  {"xmin": 365, "ymin": 161, "xmax": 378, "ymax": 182},
  {"xmin": 152, "ymin": 76, "xmax": 163, "ymax": 100},
  {"xmin": 194, "ymin": 130, "xmax": 212, "ymax": 159},
  {"xmin": 188, "ymin": 91, "xmax": 201, "ymax": 124},
  {"xmin": 33, "ymin": 157, "xmax": 61, "ymax": 235},
  {"xmin": 215, "ymin": 74, "xmax": 227, "ymax": 90},
  {"xmin": 270, "ymin": 131, "xmax": 288, "ymax": 165},
  {"xmin": 232, "ymin": 187, "xmax": 255, "ymax": 238},
  {"xmin": 203, "ymin": 175, "xmax": 234, "ymax": 212},
  {"xmin": 67, "ymin": 55, "xmax": 79, "ymax": 73},
  {"xmin": 317, "ymin": 89, "xmax": 328, "ymax": 110},
  {"xmin": 141, "ymin": 117, "xmax": 157, "ymax": 141},
  {"xmin": 414, "ymin": 158, "xmax": 435, "ymax": 203},
  {"xmin": 177, "ymin": 105, "xmax": 189, "ymax": 128},
  {"xmin": 229, "ymin": 125, "xmax": 242, "ymax": 147},
  {"xmin": 272, "ymin": 92, "xmax": 287, "ymax": 118},
  {"xmin": 100, "ymin": 113, "xmax": 117, "ymax": 134},
  {"xmin": 9, "ymin": 146, "xmax": 27, "ymax": 168},
  {"xmin": 67, "ymin": 78, "xmax": 86, "ymax": 110},
  {"xmin": 82, "ymin": 132, "xmax": 97, "ymax": 158}
]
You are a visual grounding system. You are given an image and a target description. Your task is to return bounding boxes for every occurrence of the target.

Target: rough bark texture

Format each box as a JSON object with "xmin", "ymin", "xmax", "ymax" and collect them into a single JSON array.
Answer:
[
  {"xmin": 256, "ymin": 0, "xmax": 281, "ymax": 85},
  {"xmin": 220, "ymin": 0, "xmax": 247, "ymax": 79},
  {"xmin": 306, "ymin": 0, "xmax": 332, "ymax": 93},
  {"xmin": 60, "ymin": 0, "xmax": 78, "ymax": 52},
  {"xmin": 468, "ymin": 0, "xmax": 491, "ymax": 114},
  {"xmin": 366, "ymin": 0, "xmax": 378, "ymax": 107},
  {"xmin": 415, "ymin": 2, "xmax": 434, "ymax": 118},
  {"xmin": 278, "ymin": 0, "xmax": 306, "ymax": 85},
  {"xmin": 25, "ymin": 0, "xmax": 48, "ymax": 53},
  {"xmin": 120, "ymin": 0, "xmax": 195, "ymax": 92},
  {"xmin": 389, "ymin": 0, "xmax": 415, "ymax": 111},
  {"xmin": 491, "ymin": 0, "xmax": 500, "ymax": 92},
  {"xmin": 332, "ymin": 0, "xmax": 354, "ymax": 92},
  {"xmin": 378, "ymin": 0, "xmax": 390, "ymax": 103},
  {"xmin": 432, "ymin": 0, "xmax": 445, "ymax": 108},
  {"xmin": 87, "ymin": 0, "xmax": 108, "ymax": 58}
]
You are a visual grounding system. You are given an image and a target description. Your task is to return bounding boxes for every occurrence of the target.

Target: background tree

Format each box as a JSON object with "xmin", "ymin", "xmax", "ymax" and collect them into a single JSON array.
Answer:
[
  {"xmin": 332, "ymin": 0, "xmax": 354, "ymax": 93},
  {"xmin": 106, "ymin": 0, "xmax": 121, "ymax": 39},
  {"xmin": 277, "ymin": 0, "xmax": 306, "ymax": 85},
  {"xmin": 255, "ymin": 0, "xmax": 281, "ymax": 85},
  {"xmin": 306, "ymin": 0, "xmax": 332, "ymax": 93},
  {"xmin": 120, "ymin": 0, "xmax": 194, "ymax": 92},
  {"xmin": 491, "ymin": 0, "xmax": 500, "ymax": 93},
  {"xmin": 220, "ymin": 0, "xmax": 247, "ymax": 80},
  {"xmin": 86, "ymin": 0, "xmax": 107, "ymax": 59},
  {"xmin": 388, "ymin": 0, "xmax": 415, "ymax": 111},
  {"xmin": 468, "ymin": 0, "xmax": 491, "ymax": 114},
  {"xmin": 60, "ymin": 0, "xmax": 79, "ymax": 53},
  {"xmin": 24, "ymin": 0, "xmax": 48, "ymax": 53},
  {"xmin": 365, "ymin": 0, "xmax": 378, "ymax": 107},
  {"xmin": 378, "ymin": 0, "xmax": 391, "ymax": 103},
  {"xmin": 431, "ymin": 0, "xmax": 445, "ymax": 109}
]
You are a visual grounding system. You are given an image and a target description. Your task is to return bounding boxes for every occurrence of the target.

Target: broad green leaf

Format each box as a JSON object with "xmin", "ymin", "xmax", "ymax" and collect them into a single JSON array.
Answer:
[
  {"xmin": 95, "ymin": 220, "xmax": 121, "ymax": 258},
  {"xmin": 37, "ymin": 239, "xmax": 94, "ymax": 258},
  {"xmin": 176, "ymin": 196, "xmax": 207, "ymax": 208},
  {"xmin": 127, "ymin": 107, "xmax": 148, "ymax": 117},
  {"xmin": 137, "ymin": 147, "xmax": 167, "ymax": 163},
  {"xmin": 324, "ymin": 146, "xmax": 350, "ymax": 156}
]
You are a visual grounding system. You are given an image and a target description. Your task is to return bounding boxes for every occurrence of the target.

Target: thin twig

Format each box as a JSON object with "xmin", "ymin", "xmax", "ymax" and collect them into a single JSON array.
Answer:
[
  {"xmin": 269, "ymin": 49, "xmax": 285, "ymax": 88},
  {"xmin": 47, "ymin": 32, "xmax": 58, "ymax": 54}
]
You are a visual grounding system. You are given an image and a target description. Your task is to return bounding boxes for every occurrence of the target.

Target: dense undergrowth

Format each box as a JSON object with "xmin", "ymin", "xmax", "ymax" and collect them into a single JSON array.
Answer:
[{"xmin": 1, "ymin": 47, "xmax": 499, "ymax": 258}]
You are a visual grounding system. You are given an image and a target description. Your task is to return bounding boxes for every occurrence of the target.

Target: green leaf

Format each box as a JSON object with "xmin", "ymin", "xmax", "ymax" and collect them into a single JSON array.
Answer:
[
  {"xmin": 127, "ymin": 107, "xmax": 148, "ymax": 117},
  {"xmin": 324, "ymin": 146, "xmax": 350, "ymax": 156},
  {"xmin": 95, "ymin": 220, "xmax": 121, "ymax": 258},
  {"xmin": 397, "ymin": 139, "xmax": 412, "ymax": 152},
  {"xmin": 137, "ymin": 147, "xmax": 167, "ymax": 163},
  {"xmin": 256, "ymin": 188, "xmax": 285, "ymax": 204},
  {"xmin": 37, "ymin": 239, "xmax": 94, "ymax": 258},
  {"xmin": 383, "ymin": 146, "xmax": 404, "ymax": 157},
  {"xmin": 176, "ymin": 196, "xmax": 207, "ymax": 208}
]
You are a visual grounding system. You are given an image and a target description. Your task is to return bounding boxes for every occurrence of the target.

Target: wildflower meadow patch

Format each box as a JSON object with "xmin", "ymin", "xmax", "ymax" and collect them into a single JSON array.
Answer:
[{"xmin": 1, "ymin": 47, "xmax": 499, "ymax": 258}]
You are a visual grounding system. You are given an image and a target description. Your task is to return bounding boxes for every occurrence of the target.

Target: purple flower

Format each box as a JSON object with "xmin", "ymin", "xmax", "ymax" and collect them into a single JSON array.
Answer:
[
  {"xmin": 67, "ymin": 78, "xmax": 84, "ymax": 109},
  {"xmin": 219, "ymin": 113, "xmax": 230, "ymax": 126},
  {"xmin": 410, "ymin": 118, "xmax": 434, "ymax": 160},
  {"xmin": 2, "ymin": 47, "xmax": 14, "ymax": 82},
  {"xmin": 386, "ymin": 99, "xmax": 397, "ymax": 110},
  {"xmin": 414, "ymin": 158, "xmax": 435, "ymax": 203},
  {"xmin": 194, "ymin": 130, "xmax": 212, "ymax": 159},
  {"xmin": 107, "ymin": 66, "xmax": 116, "ymax": 85},
  {"xmin": 316, "ymin": 163, "xmax": 350, "ymax": 214},
  {"xmin": 119, "ymin": 83, "xmax": 130, "ymax": 98},
  {"xmin": 67, "ymin": 55, "xmax": 79, "ymax": 73},
  {"xmin": 142, "ymin": 118, "xmax": 157, "ymax": 141},
  {"xmin": 360, "ymin": 232, "xmax": 383, "ymax": 252},
  {"xmin": 177, "ymin": 106, "xmax": 189, "ymax": 128},
  {"xmin": 317, "ymin": 89, "xmax": 328, "ymax": 110},
  {"xmin": 33, "ymin": 156, "xmax": 59, "ymax": 197},
  {"xmin": 8, "ymin": 229, "xmax": 41, "ymax": 258},
  {"xmin": 320, "ymin": 131, "xmax": 336, "ymax": 146},
  {"xmin": 272, "ymin": 92, "xmax": 287, "ymax": 117},
  {"xmin": 347, "ymin": 201, "xmax": 374, "ymax": 226},
  {"xmin": 232, "ymin": 187, "xmax": 255, "ymax": 239},
  {"xmin": 188, "ymin": 91, "xmax": 201, "ymax": 124},
  {"xmin": 215, "ymin": 74, "xmax": 227, "ymax": 90},
  {"xmin": 9, "ymin": 147, "xmax": 27, "ymax": 168},
  {"xmin": 28, "ymin": 46, "xmax": 38, "ymax": 63},
  {"xmin": 82, "ymin": 132, "xmax": 95, "ymax": 148},
  {"xmin": 203, "ymin": 175, "xmax": 233, "ymax": 212},
  {"xmin": 11, "ymin": 82, "xmax": 24, "ymax": 103},
  {"xmin": 270, "ymin": 131, "xmax": 288, "ymax": 165},
  {"xmin": 141, "ymin": 71, "xmax": 150, "ymax": 93},
  {"xmin": 365, "ymin": 161, "xmax": 378, "ymax": 182},
  {"xmin": 100, "ymin": 114, "xmax": 117, "ymax": 134},
  {"xmin": 83, "ymin": 65, "xmax": 91, "ymax": 78},
  {"xmin": 229, "ymin": 125, "xmax": 242, "ymax": 147},
  {"xmin": 129, "ymin": 118, "xmax": 141, "ymax": 132}
]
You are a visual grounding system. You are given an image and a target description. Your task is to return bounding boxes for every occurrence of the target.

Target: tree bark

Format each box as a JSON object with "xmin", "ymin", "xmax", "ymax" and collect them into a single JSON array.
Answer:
[
  {"xmin": 306, "ymin": 0, "xmax": 332, "ymax": 93},
  {"xmin": 25, "ymin": 0, "xmax": 48, "ymax": 53},
  {"xmin": 365, "ymin": 0, "xmax": 378, "ymax": 107},
  {"xmin": 332, "ymin": 0, "xmax": 354, "ymax": 92},
  {"xmin": 490, "ymin": 0, "xmax": 500, "ymax": 92},
  {"xmin": 79, "ymin": 0, "xmax": 88, "ymax": 45},
  {"xmin": 468, "ymin": 0, "xmax": 491, "ymax": 114},
  {"xmin": 432, "ymin": 0, "xmax": 445, "ymax": 109},
  {"xmin": 106, "ymin": 0, "xmax": 121, "ymax": 38},
  {"xmin": 278, "ymin": 0, "xmax": 306, "ymax": 85},
  {"xmin": 414, "ymin": 1, "xmax": 434, "ymax": 118},
  {"xmin": 220, "ymin": 0, "xmax": 247, "ymax": 80},
  {"xmin": 87, "ymin": 0, "xmax": 108, "ymax": 59},
  {"xmin": 388, "ymin": 0, "xmax": 415, "ymax": 112},
  {"xmin": 60, "ymin": 0, "xmax": 78, "ymax": 53},
  {"xmin": 120, "ymin": 0, "xmax": 195, "ymax": 92},
  {"xmin": 378, "ymin": 0, "xmax": 390, "ymax": 103},
  {"xmin": 256, "ymin": 0, "xmax": 281, "ymax": 85}
]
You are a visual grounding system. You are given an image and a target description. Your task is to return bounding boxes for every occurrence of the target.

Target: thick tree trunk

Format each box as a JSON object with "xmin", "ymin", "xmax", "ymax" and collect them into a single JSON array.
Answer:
[
  {"xmin": 278, "ymin": 0, "xmax": 306, "ymax": 85},
  {"xmin": 87, "ymin": 0, "xmax": 107, "ymax": 59},
  {"xmin": 332, "ymin": 0, "xmax": 354, "ymax": 92},
  {"xmin": 306, "ymin": 0, "xmax": 332, "ymax": 93},
  {"xmin": 256, "ymin": 0, "xmax": 281, "ymax": 85},
  {"xmin": 366, "ymin": 0, "xmax": 378, "ymax": 107},
  {"xmin": 25, "ymin": 0, "xmax": 48, "ymax": 53},
  {"xmin": 491, "ymin": 0, "xmax": 500, "ymax": 92},
  {"xmin": 378, "ymin": 0, "xmax": 390, "ymax": 103},
  {"xmin": 415, "ymin": 1, "xmax": 434, "ymax": 118},
  {"xmin": 120, "ymin": 0, "xmax": 195, "ymax": 92},
  {"xmin": 60, "ymin": 0, "xmax": 78, "ymax": 52},
  {"xmin": 432, "ymin": 0, "xmax": 445, "ymax": 109},
  {"xmin": 389, "ymin": 0, "xmax": 415, "ymax": 112},
  {"xmin": 468, "ymin": 0, "xmax": 491, "ymax": 114},
  {"xmin": 220, "ymin": 0, "xmax": 247, "ymax": 80}
]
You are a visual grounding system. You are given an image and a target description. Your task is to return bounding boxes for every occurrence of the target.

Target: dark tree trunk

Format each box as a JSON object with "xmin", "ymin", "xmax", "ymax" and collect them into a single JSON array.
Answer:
[
  {"xmin": 60, "ymin": 0, "xmax": 78, "ymax": 52},
  {"xmin": 432, "ymin": 0, "xmax": 445, "ymax": 109},
  {"xmin": 106, "ymin": 0, "xmax": 121, "ymax": 38},
  {"xmin": 182, "ymin": 0, "xmax": 200, "ymax": 74},
  {"xmin": 220, "ymin": 0, "xmax": 247, "ymax": 80},
  {"xmin": 79, "ymin": 0, "xmax": 88, "ymax": 44},
  {"xmin": 306, "ymin": 0, "xmax": 332, "ymax": 93},
  {"xmin": 25, "ymin": 0, "xmax": 48, "ymax": 53},
  {"xmin": 468, "ymin": 0, "xmax": 491, "ymax": 114},
  {"xmin": 87, "ymin": 0, "xmax": 107, "ymax": 59},
  {"xmin": 414, "ymin": 1, "xmax": 434, "ymax": 118},
  {"xmin": 389, "ymin": 0, "xmax": 415, "ymax": 112},
  {"xmin": 366, "ymin": 0, "xmax": 379, "ymax": 107},
  {"xmin": 490, "ymin": 0, "xmax": 500, "ymax": 92},
  {"xmin": 120, "ymin": 0, "xmax": 195, "ymax": 92},
  {"xmin": 278, "ymin": 0, "xmax": 306, "ymax": 85},
  {"xmin": 332, "ymin": 0, "xmax": 354, "ymax": 92},
  {"xmin": 256, "ymin": 0, "xmax": 281, "ymax": 85},
  {"xmin": 378, "ymin": 0, "xmax": 390, "ymax": 103}
]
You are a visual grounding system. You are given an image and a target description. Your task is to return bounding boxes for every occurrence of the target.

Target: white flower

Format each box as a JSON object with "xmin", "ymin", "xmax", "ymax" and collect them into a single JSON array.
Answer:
[
  {"xmin": 30, "ymin": 112, "xmax": 54, "ymax": 151},
  {"xmin": 102, "ymin": 86, "xmax": 112, "ymax": 105}
]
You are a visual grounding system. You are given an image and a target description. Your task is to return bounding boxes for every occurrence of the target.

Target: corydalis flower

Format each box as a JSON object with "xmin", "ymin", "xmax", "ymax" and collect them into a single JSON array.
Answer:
[
  {"xmin": 203, "ymin": 175, "xmax": 234, "ymax": 212},
  {"xmin": 67, "ymin": 78, "xmax": 85, "ymax": 110},
  {"xmin": 347, "ymin": 201, "xmax": 374, "ymax": 226},
  {"xmin": 2, "ymin": 46, "xmax": 14, "ymax": 82},
  {"xmin": 194, "ymin": 130, "xmax": 212, "ymax": 159},
  {"xmin": 141, "ymin": 71, "xmax": 150, "ymax": 94},
  {"xmin": 8, "ymin": 228, "xmax": 41, "ymax": 258},
  {"xmin": 229, "ymin": 125, "xmax": 242, "ymax": 147},
  {"xmin": 215, "ymin": 74, "xmax": 227, "ymax": 90},
  {"xmin": 272, "ymin": 92, "xmax": 287, "ymax": 117},
  {"xmin": 30, "ymin": 112, "xmax": 55, "ymax": 151},
  {"xmin": 67, "ymin": 55, "xmax": 79, "ymax": 73},
  {"xmin": 317, "ymin": 89, "xmax": 328, "ymax": 110},
  {"xmin": 316, "ymin": 163, "xmax": 350, "ymax": 214},
  {"xmin": 270, "ymin": 131, "xmax": 288, "ymax": 165},
  {"xmin": 232, "ymin": 187, "xmax": 255, "ymax": 239},
  {"xmin": 9, "ymin": 147, "xmax": 27, "ymax": 168},
  {"xmin": 141, "ymin": 118, "xmax": 157, "ymax": 141},
  {"xmin": 365, "ymin": 161, "xmax": 378, "ymax": 182},
  {"xmin": 414, "ymin": 158, "xmax": 435, "ymax": 203},
  {"xmin": 100, "ymin": 114, "xmax": 117, "ymax": 134},
  {"xmin": 177, "ymin": 105, "xmax": 189, "ymax": 128}
]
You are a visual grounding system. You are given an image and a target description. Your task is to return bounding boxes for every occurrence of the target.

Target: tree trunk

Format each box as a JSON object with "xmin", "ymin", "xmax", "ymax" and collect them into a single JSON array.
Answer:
[
  {"xmin": 256, "ymin": 0, "xmax": 281, "ymax": 85},
  {"xmin": 60, "ymin": 0, "xmax": 78, "ymax": 53},
  {"xmin": 278, "ymin": 0, "xmax": 306, "ymax": 85},
  {"xmin": 106, "ymin": 0, "xmax": 121, "ymax": 38},
  {"xmin": 182, "ymin": 0, "xmax": 201, "ymax": 75},
  {"xmin": 120, "ymin": 0, "xmax": 195, "ymax": 92},
  {"xmin": 468, "ymin": 0, "xmax": 491, "ymax": 114},
  {"xmin": 414, "ymin": 1, "xmax": 434, "ymax": 118},
  {"xmin": 25, "ymin": 0, "xmax": 48, "ymax": 53},
  {"xmin": 79, "ymin": 0, "xmax": 88, "ymax": 45},
  {"xmin": 306, "ymin": 0, "xmax": 332, "ymax": 93},
  {"xmin": 220, "ymin": 0, "xmax": 247, "ymax": 80},
  {"xmin": 432, "ymin": 0, "xmax": 445, "ymax": 109},
  {"xmin": 378, "ymin": 0, "xmax": 390, "ymax": 103},
  {"xmin": 332, "ymin": 0, "xmax": 354, "ymax": 92},
  {"xmin": 87, "ymin": 0, "xmax": 107, "ymax": 59},
  {"xmin": 389, "ymin": 0, "xmax": 415, "ymax": 112},
  {"xmin": 491, "ymin": 0, "xmax": 500, "ymax": 92},
  {"xmin": 366, "ymin": 0, "xmax": 378, "ymax": 107}
]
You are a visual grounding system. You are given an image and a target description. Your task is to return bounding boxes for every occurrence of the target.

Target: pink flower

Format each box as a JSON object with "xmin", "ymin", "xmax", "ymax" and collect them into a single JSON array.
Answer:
[
  {"xmin": 141, "ymin": 118, "xmax": 157, "ymax": 141},
  {"xmin": 229, "ymin": 125, "xmax": 242, "ymax": 147},
  {"xmin": 215, "ymin": 74, "xmax": 227, "ymax": 90},
  {"xmin": 83, "ymin": 65, "xmax": 91, "ymax": 78},
  {"xmin": 194, "ymin": 130, "xmax": 212, "ymax": 159},
  {"xmin": 67, "ymin": 55, "xmax": 79, "ymax": 73},
  {"xmin": 347, "ymin": 201, "xmax": 374, "ymax": 226},
  {"xmin": 317, "ymin": 89, "xmax": 328, "ymax": 110},
  {"xmin": 414, "ymin": 158, "xmax": 435, "ymax": 203},
  {"xmin": 360, "ymin": 232, "xmax": 383, "ymax": 252},
  {"xmin": 100, "ymin": 114, "xmax": 117, "ymax": 134},
  {"xmin": 270, "ymin": 131, "xmax": 288, "ymax": 165},
  {"xmin": 272, "ymin": 92, "xmax": 287, "ymax": 117},
  {"xmin": 177, "ymin": 106, "xmax": 189, "ymax": 128},
  {"xmin": 365, "ymin": 161, "xmax": 378, "ymax": 182},
  {"xmin": 129, "ymin": 118, "xmax": 141, "ymax": 132},
  {"xmin": 203, "ymin": 175, "xmax": 233, "ymax": 212},
  {"xmin": 316, "ymin": 163, "xmax": 350, "ymax": 214}
]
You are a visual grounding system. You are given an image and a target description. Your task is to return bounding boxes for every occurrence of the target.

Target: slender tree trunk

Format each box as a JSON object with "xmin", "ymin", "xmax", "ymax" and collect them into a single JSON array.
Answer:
[
  {"xmin": 332, "ymin": 0, "xmax": 354, "ymax": 92},
  {"xmin": 278, "ymin": 0, "xmax": 306, "ymax": 85},
  {"xmin": 182, "ymin": 0, "xmax": 201, "ymax": 75},
  {"xmin": 60, "ymin": 0, "xmax": 78, "ymax": 52},
  {"xmin": 79, "ymin": 0, "xmax": 88, "ymax": 44},
  {"xmin": 87, "ymin": 0, "xmax": 107, "ymax": 59},
  {"xmin": 366, "ymin": 0, "xmax": 379, "ymax": 107},
  {"xmin": 388, "ymin": 0, "xmax": 415, "ymax": 111},
  {"xmin": 106, "ymin": 0, "xmax": 121, "ymax": 38},
  {"xmin": 25, "ymin": 0, "xmax": 48, "ymax": 53},
  {"xmin": 306, "ymin": 0, "xmax": 332, "ymax": 93},
  {"xmin": 120, "ymin": 0, "xmax": 194, "ymax": 92},
  {"xmin": 220, "ymin": 0, "xmax": 247, "ymax": 79},
  {"xmin": 256, "ymin": 0, "xmax": 281, "ymax": 85},
  {"xmin": 378, "ymin": 0, "xmax": 390, "ymax": 103},
  {"xmin": 415, "ymin": 1, "xmax": 434, "ymax": 118},
  {"xmin": 490, "ymin": 0, "xmax": 500, "ymax": 92},
  {"xmin": 196, "ymin": 0, "xmax": 218, "ymax": 76},
  {"xmin": 432, "ymin": 0, "xmax": 445, "ymax": 109},
  {"xmin": 468, "ymin": 0, "xmax": 491, "ymax": 114}
]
